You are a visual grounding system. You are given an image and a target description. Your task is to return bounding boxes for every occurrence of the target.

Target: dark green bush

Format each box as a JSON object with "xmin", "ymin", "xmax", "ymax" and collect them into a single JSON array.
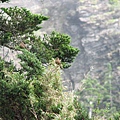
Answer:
[{"xmin": 74, "ymin": 98, "xmax": 90, "ymax": 120}]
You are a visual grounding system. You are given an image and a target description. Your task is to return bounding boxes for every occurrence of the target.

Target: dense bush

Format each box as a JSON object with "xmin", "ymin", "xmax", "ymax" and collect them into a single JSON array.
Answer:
[{"xmin": 0, "ymin": 58, "xmax": 87, "ymax": 120}]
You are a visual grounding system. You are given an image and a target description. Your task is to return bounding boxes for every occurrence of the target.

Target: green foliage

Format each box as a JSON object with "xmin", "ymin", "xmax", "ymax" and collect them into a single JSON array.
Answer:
[
  {"xmin": 18, "ymin": 49, "xmax": 44, "ymax": 79},
  {"xmin": 78, "ymin": 77, "xmax": 104, "ymax": 104},
  {"xmin": 0, "ymin": 6, "xmax": 48, "ymax": 45},
  {"xmin": 0, "ymin": 57, "xmax": 5, "ymax": 79},
  {"xmin": 0, "ymin": 71, "xmax": 31, "ymax": 119},
  {"xmin": 74, "ymin": 98, "xmax": 90, "ymax": 120},
  {"xmin": 43, "ymin": 31, "xmax": 79, "ymax": 68},
  {"xmin": 77, "ymin": 62, "xmax": 119, "ymax": 119},
  {"xmin": 16, "ymin": 31, "xmax": 79, "ymax": 69},
  {"xmin": 0, "ymin": 1, "xmax": 81, "ymax": 119},
  {"xmin": 113, "ymin": 112, "xmax": 120, "ymax": 120},
  {"xmin": 29, "ymin": 34, "xmax": 54, "ymax": 64},
  {"xmin": 1, "ymin": 0, "xmax": 119, "ymax": 119},
  {"xmin": 0, "ymin": 6, "xmax": 79, "ymax": 68},
  {"xmin": 109, "ymin": 0, "xmax": 119, "ymax": 4},
  {"xmin": 0, "ymin": 59, "xmax": 78, "ymax": 120},
  {"xmin": 0, "ymin": 0, "xmax": 9, "ymax": 3},
  {"xmin": 78, "ymin": 75, "xmax": 114, "ymax": 119},
  {"xmin": 109, "ymin": 0, "xmax": 120, "ymax": 9}
]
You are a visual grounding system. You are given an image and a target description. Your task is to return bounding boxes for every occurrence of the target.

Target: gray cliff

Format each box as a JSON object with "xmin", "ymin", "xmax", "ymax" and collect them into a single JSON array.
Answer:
[{"xmin": 38, "ymin": 0, "xmax": 120, "ymax": 92}]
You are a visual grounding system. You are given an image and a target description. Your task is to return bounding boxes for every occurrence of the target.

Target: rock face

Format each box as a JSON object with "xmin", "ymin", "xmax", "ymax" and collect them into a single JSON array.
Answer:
[
  {"xmin": 0, "ymin": 0, "xmax": 120, "ymax": 91},
  {"xmin": 39, "ymin": 0, "xmax": 120, "ymax": 91},
  {"xmin": 0, "ymin": 46, "xmax": 22, "ymax": 69},
  {"xmin": 62, "ymin": 1, "xmax": 120, "ymax": 91}
]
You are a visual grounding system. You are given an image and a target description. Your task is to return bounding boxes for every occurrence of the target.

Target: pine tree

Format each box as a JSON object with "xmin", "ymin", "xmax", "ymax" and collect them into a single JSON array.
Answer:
[{"xmin": 0, "ymin": 6, "xmax": 79, "ymax": 69}]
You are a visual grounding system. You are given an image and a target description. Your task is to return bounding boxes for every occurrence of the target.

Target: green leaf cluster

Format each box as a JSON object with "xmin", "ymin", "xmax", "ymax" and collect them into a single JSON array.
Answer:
[
  {"xmin": 0, "ymin": 7, "xmax": 48, "ymax": 45},
  {"xmin": 0, "ymin": 6, "xmax": 79, "ymax": 68},
  {"xmin": 42, "ymin": 31, "xmax": 79, "ymax": 68},
  {"xmin": 18, "ymin": 49, "xmax": 44, "ymax": 79}
]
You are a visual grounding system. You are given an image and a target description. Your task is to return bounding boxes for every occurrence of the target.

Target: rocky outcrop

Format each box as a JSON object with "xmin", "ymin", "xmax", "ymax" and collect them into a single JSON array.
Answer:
[
  {"xmin": 38, "ymin": 0, "xmax": 120, "ymax": 91},
  {"xmin": 62, "ymin": 0, "xmax": 120, "ymax": 91},
  {"xmin": 0, "ymin": 46, "xmax": 22, "ymax": 69}
]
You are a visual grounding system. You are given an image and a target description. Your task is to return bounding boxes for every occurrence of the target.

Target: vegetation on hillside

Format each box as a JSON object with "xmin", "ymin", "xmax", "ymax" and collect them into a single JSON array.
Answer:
[
  {"xmin": 0, "ymin": 0, "xmax": 120, "ymax": 120},
  {"xmin": 76, "ymin": 63, "xmax": 120, "ymax": 120}
]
